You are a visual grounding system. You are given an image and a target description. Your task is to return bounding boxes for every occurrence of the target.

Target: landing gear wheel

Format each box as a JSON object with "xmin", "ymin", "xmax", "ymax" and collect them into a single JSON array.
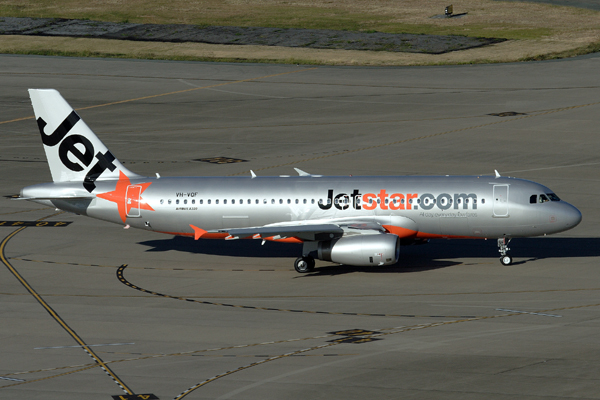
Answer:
[
  {"xmin": 500, "ymin": 255, "xmax": 513, "ymax": 266},
  {"xmin": 497, "ymin": 237, "xmax": 512, "ymax": 266},
  {"xmin": 294, "ymin": 256, "xmax": 315, "ymax": 273}
]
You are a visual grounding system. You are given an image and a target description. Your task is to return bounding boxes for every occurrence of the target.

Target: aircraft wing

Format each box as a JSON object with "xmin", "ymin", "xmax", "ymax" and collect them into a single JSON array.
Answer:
[{"xmin": 190, "ymin": 216, "xmax": 418, "ymax": 241}]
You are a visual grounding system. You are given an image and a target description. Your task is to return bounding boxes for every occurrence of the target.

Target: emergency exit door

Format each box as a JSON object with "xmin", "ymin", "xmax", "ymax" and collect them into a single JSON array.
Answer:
[
  {"xmin": 493, "ymin": 185, "xmax": 509, "ymax": 217},
  {"xmin": 126, "ymin": 185, "xmax": 142, "ymax": 217}
]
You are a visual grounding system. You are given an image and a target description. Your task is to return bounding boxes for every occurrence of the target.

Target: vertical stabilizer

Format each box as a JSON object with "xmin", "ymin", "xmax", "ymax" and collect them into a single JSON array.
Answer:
[{"xmin": 29, "ymin": 89, "xmax": 140, "ymax": 192}]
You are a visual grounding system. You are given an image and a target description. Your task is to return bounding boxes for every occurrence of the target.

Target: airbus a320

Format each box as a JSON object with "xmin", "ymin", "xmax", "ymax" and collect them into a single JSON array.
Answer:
[{"xmin": 19, "ymin": 89, "xmax": 582, "ymax": 273}]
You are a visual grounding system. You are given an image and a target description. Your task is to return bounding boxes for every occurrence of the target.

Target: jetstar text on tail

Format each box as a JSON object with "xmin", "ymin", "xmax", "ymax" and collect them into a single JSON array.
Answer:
[
  {"xmin": 37, "ymin": 111, "xmax": 117, "ymax": 192},
  {"xmin": 318, "ymin": 189, "xmax": 478, "ymax": 211}
]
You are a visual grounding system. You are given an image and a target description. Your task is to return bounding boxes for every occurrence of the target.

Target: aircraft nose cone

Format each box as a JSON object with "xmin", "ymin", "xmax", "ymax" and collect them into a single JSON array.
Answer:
[{"xmin": 562, "ymin": 203, "xmax": 582, "ymax": 228}]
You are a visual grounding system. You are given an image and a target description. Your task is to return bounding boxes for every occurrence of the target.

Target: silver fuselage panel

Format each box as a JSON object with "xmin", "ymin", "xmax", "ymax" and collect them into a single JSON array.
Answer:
[{"xmin": 22, "ymin": 175, "xmax": 582, "ymax": 240}]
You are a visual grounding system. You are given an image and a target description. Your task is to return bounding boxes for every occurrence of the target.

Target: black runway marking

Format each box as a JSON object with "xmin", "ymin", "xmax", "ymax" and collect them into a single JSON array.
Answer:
[
  {"xmin": 195, "ymin": 157, "xmax": 248, "ymax": 164},
  {"xmin": 488, "ymin": 111, "xmax": 527, "ymax": 117},
  {"xmin": 116, "ymin": 265, "xmax": 478, "ymax": 319}
]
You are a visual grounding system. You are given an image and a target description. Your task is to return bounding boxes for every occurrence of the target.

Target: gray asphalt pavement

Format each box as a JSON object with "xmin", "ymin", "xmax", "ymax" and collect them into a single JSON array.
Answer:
[{"xmin": 0, "ymin": 54, "xmax": 599, "ymax": 399}]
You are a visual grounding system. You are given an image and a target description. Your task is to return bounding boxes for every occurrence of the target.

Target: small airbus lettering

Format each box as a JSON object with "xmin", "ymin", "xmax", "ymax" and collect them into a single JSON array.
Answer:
[{"xmin": 318, "ymin": 189, "xmax": 477, "ymax": 211}]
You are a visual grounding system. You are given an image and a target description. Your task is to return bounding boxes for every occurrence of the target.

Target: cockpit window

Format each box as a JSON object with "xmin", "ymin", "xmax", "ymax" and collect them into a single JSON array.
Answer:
[
  {"xmin": 547, "ymin": 193, "xmax": 561, "ymax": 201},
  {"xmin": 530, "ymin": 195, "xmax": 537, "ymax": 204},
  {"xmin": 539, "ymin": 194, "xmax": 549, "ymax": 203}
]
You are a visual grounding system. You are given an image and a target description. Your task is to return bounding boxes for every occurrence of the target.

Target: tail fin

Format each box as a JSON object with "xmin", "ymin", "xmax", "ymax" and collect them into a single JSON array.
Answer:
[{"xmin": 29, "ymin": 89, "xmax": 140, "ymax": 192}]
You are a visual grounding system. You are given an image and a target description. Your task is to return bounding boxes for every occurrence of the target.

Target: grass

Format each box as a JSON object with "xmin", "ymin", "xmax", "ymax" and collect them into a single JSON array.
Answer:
[
  {"xmin": 0, "ymin": 47, "xmax": 328, "ymax": 65},
  {"xmin": 519, "ymin": 41, "xmax": 600, "ymax": 61},
  {"xmin": 1, "ymin": 0, "xmax": 597, "ymax": 40},
  {"xmin": 1, "ymin": 0, "xmax": 600, "ymax": 65}
]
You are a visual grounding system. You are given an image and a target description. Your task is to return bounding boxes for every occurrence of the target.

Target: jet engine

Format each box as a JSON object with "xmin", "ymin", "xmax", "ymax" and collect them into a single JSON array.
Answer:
[{"xmin": 317, "ymin": 234, "xmax": 400, "ymax": 266}]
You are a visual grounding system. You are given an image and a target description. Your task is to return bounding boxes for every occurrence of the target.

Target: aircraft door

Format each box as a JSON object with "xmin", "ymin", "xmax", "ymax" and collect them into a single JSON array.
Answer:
[
  {"xmin": 493, "ymin": 185, "xmax": 509, "ymax": 217},
  {"xmin": 126, "ymin": 185, "xmax": 142, "ymax": 218}
]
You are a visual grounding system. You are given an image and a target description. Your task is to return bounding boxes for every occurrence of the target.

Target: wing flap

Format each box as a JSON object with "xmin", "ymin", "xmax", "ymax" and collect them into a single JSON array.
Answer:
[
  {"xmin": 219, "ymin": 224, "xmax": 344, "ymax": 241},
  {"xmin": 191, "ymin": 216, "xmax": 419, "ymax": 241}
]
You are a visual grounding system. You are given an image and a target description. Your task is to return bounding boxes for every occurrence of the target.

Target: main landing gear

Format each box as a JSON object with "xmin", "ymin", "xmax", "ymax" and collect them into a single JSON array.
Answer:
[
  {"xmin": 294, "ymin": 256, "xmax": 315, "ymax": 273},
  {"xmin": 498, "ymin": 237, "xmax": 512, "ymax": 265}
]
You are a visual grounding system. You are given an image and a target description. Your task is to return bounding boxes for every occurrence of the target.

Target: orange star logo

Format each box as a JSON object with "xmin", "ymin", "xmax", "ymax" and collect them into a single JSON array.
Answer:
[{"xmin": 96, "ymin": 171, "xmax": 154, "ymax": 223}]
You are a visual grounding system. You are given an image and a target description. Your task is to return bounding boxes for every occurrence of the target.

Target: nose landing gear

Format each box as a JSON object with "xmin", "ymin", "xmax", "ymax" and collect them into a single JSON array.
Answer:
[{"xmin": 498, "ymin": 237, "xmax": 512, "ymax": 265}]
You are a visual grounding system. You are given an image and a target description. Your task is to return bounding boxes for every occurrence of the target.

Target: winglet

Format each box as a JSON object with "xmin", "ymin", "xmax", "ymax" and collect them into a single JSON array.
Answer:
[
  {"xmin": 189, "ymin": 224, "xmax": 207, "ymax": 240},
  {"xmin": 250, "ymin": 170, "xmax": 257, "ymax": 179},
  {"xmin": 494, "ymin": 170, "xmax": 501, "ymax": 178}
]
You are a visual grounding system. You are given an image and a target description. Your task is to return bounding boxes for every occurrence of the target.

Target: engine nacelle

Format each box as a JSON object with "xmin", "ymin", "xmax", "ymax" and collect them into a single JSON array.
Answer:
[{"xmin": 317, "ymin": 234, "xmax": 400, "ymax": 266}]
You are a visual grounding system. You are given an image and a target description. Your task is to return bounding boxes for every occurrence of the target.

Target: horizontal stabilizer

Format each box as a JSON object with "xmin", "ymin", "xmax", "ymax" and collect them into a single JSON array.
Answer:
[{"xmin": 16, "ymin": 195, "xmax": 95, "ymax": 201}]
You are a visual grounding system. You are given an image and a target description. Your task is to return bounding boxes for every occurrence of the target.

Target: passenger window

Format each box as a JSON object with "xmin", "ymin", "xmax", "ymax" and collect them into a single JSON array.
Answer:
[
  {"xmin": 216, "ymin": 199, "xmax": 219, "ymax": 204},
  {"xmin": 176, "ymin": 199, "xmax": 180, "ymax": 205},
  {"xmin": 208, "ymin": 199, "xmax": 211, "ymax": 204},
  {"xmin": 224, "ymin": 199, "xmax": 227, "ymax": 204},
  {"xmin": 530, "ymin": 195, "xmax": 537, "ymax": 204},
  {"xmin": 184, "ymin": 199, "xmax": 187, "ymax": 205},
  {"xmin": 311, "ymin": 199, "xmax": 315, "ymax": 204},
  {"xmin": 200, "ymin": 199, "xmax": 203, "ymax": 204},
  {"xmin": 287, "ymin": 199, "xmax": 291, "ymax": 204},
  {"xmin": 168, "ymin": 199, "xmax": 172, "ymax": 205},
  {"xmin": 160, "ymin": 199, "xmax": 164, "ymax": 204},
  {"xmin": 279, "ymin": 199, "xmax": 283, "ymax": 204}
]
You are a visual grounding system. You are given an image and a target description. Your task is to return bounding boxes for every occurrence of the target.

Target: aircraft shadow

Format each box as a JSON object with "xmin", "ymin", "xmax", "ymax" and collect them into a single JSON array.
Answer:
[
  {"xmin": 141, "ymin": 236, "xmax": 303, "ymax": 258},
  {"xmin": 138, "ymin": 237, "xmax": 600, "ymax": 275}
]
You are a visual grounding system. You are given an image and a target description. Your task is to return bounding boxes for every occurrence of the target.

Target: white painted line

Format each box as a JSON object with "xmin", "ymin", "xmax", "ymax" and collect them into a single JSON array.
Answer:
[
  {"xmin": 0, "ymin": 376, "xmax": 25, "ymax": 382},
  {"xmin": 496, "ymin": 309, "xmax": 562, "ymax": 317}
]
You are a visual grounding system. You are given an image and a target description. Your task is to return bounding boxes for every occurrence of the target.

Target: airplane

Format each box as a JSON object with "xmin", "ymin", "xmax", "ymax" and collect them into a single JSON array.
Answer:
[{"xmin": 18, "ymin": 89, "xmax": 582, "ymax": 273}]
